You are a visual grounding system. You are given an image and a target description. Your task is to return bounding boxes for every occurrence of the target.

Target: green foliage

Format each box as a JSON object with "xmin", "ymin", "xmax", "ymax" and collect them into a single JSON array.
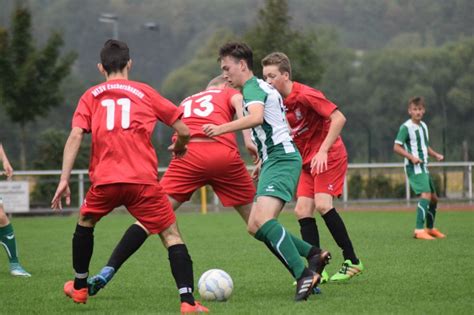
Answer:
[
  {"xmin": 243, "ymin": 0, "xmax": 324, "ymax": 84},
  {"xmin": 348, "ymin": 172, "xmax": 364, "ymax": 199},
  {"xmin": 0, "ymin": 6, "xmax": 76, "ymax": 168},
  {"xmin": 30, "ymin": 129, "xmax": 90, "ymax": 207},
  {"xmin": 161, "ymin": 29, "xmax": 236, "ymax": 103}
]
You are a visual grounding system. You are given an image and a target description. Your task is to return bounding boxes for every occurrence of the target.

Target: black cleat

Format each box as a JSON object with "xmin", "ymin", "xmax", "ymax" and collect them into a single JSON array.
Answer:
[
  {"xmin": 308, "ymin": 249, "xmax": 331, "ymax": 275},
  {"xmin": 295, "ymin": 269, "xmax": 320, "ymax": 301}
]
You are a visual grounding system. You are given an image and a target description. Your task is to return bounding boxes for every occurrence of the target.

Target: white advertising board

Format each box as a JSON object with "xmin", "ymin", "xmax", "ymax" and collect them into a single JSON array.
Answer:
[{"xmin": 0, "ymin": 181, "xmax": 30, "ymax": 213}]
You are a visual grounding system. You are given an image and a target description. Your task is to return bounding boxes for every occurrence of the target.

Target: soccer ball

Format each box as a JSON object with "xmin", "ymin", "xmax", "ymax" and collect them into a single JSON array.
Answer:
[{"xmin": 197, "ymin": 269, "xmax": 233, "ymax": 301}]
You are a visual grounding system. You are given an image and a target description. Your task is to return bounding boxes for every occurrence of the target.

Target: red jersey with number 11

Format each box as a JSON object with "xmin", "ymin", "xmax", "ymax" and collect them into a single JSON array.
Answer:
[
  {"xmin": 177, "ymin": 87, "xmax": 240, "ymax": 149},
  {"xmin": 72, "ymin": 79, "xmax": 181, "ymax": 186}
]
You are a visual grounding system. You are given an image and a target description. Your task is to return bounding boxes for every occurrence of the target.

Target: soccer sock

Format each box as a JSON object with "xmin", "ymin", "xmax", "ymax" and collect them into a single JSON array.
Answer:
[
  {"xmin": 168, "ymin": 244, "xmax": 195, "ymax": 305},
  {"xmin": 416, "ymin": 199, "xmax": 430, "ymax": 229},
  {"xmin": 288, "ymin": 232, "xmax": 313, "ymax": 258},
  {"xmin": 255, "ymin": 219, "xmax": 305, "ymax": 279},
  {"xmin": 298, "ymin": 217, "xmax": 320, "ymax": 248},
  {"xmin": 426, "ymin": 202, "xmax": 437, "ymax": 229},
  {"xmin": 106, "ymin": 223, "xmax": 148, "ymax": 271},
  {"xmin": 0, "ymin": 223, "xmax": 19, "ymax": 264},
  {"xmin": 72, "ymin": 224, "xmax": 94, "ymax": 290},
  {"xmin": 322, "ymin": 208, "xmax": 359, "ymax": 265}
]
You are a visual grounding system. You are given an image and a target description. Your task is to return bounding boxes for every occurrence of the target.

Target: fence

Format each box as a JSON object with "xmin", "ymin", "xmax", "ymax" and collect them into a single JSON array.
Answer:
[{"xmin": 5, "ymin": 161, "xmax": 473, "ymax": 212}]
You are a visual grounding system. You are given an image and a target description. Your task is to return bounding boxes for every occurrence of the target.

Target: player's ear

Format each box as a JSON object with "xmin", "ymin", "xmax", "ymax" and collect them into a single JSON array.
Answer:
[
  {"xmin": 97, "ymin": 63, "xmax": 106, "ymax": 75},
  {"xmin": 127, "ymin": 59, "xmax": 132, "ymax": 70}
]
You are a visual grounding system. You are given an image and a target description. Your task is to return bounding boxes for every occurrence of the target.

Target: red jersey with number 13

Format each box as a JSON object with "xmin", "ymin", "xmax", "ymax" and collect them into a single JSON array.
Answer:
[
  {"xmin": 284, "ymin": 81, "xmax": 347, "ymax": 167},
  {"xmin": 177, "ymin": 87, "xmax": 240, "ymax": 149},
  {"xmin": 72, "ymin": 79, "xmax": 181, "ymax": 186}
]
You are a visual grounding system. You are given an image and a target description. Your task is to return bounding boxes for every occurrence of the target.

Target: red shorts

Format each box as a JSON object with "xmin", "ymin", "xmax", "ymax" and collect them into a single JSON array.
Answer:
[
  {"xmin": 80, "ymin": 183, "xmax": 175, "ymax": 234},
  {"xmin": 297, "ymin": 155, "xmax": 347, "ymax": 198},
  {"xmin": 161, "ymin": 142, "xmax": 255, "ymax": 207}
]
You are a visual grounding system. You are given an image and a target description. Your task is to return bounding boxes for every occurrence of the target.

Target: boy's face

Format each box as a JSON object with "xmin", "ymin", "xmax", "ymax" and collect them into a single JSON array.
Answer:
[
  {"xmin": 220, "ymin": 56, "xmax": 245, "ymax": 88},
  {"xmin": 262, "ymin": 64, "xmax": 288, "ymax": 95},
  {"xmin": 408, "ymin": 103, "xmax": 425, "ymax": 121}
]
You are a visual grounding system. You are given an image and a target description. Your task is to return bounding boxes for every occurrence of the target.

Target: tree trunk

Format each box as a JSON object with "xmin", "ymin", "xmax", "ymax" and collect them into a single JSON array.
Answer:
[{"xmin": 19, "ymin": 123, "xmax": 27, "ymax": 170}]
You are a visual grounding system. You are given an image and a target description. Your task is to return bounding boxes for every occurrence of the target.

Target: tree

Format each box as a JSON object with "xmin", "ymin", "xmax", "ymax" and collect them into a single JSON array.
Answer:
[
  {"xmin": 243, "ymin": 0, "xmax": 324, "ymax": 85},
  {"xmin": 0, "ymin": 7, "xmax": 76, "ymax": 169}
]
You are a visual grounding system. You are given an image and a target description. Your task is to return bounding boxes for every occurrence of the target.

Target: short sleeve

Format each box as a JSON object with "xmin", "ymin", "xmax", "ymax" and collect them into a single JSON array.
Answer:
[
  {"xmin": 301, "ymin": 90, "xmax": 337, "ymax": 118},
  {"xmin": 395, "ymin": 125, "xmax": 408, "ymax": 145},
  {"xmin": 243, "ymin": 85, "xmax": 266, "ymax": 109},
  {"xmin": 151, "ymin": 91, "xmax": 182, "ymax": 126},
  {"xmin": 72, "ymin": 95, "xmax": 92, "ymax": 133}
]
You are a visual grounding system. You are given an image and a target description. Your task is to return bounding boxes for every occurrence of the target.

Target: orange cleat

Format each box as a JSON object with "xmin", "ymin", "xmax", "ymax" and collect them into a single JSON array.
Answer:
[
  {"xmin": 181, "ymin": 301, "xmax": 209, "ymax": 314},
  {"xmin": 413, "ymin": 229, "xmax": 435, "ymax": 240},
  {"xmin": 64, "ymin": 280, "xmax": 88, "ymax": 304},
  {"xmin": 425, "ymin": 228, "xmax": 446, "ymax": 239}
]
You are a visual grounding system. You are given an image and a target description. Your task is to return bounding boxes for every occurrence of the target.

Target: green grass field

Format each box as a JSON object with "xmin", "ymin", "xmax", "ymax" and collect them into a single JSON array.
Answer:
[{"xmin": 1, "ymin": 210, "xmax": 473, "ymax": 314}]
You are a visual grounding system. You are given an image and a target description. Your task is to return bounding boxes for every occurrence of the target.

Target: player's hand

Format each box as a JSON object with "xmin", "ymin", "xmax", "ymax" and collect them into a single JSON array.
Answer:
[
  {"xmin": 311, "ymin": 151, "xmax": 328, "ymax": 175},
  {"xmin": 410, "ymin": 156, "xmax": 422, "ymax": 164},
  {"xmin": 246, "ymin": 143, "xmax": 260, "ymax": 164},
  {"xmin": 202, "ymin": 124, "xmax": 222, "ymax": 137},
  {"xmin": 51, "ymin": 179, "xmax": 71, "ymax": 211},
  {"xmin": 435, "ymin": 153, "xmax": 444, "ymax": 161},
  {"xmin": 251, "ymin": 161, "xmax": 262, "ymax": 180},
  {"xmin": 2, "ymin": 161, "xmax": 13, "ymax": 180},
  {"xmin": 168, "ymin": 142, "xmax": 187, "ymax": 159}
]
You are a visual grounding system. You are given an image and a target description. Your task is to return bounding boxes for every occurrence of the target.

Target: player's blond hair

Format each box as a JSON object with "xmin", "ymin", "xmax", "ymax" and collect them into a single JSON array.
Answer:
[
  {"xmin": 207, "ymin": 75, "xmax": 227, "ymax": 88},
  {"xmin": 261, "ymin": 52, "xmax": 292, "ymax": 79}
]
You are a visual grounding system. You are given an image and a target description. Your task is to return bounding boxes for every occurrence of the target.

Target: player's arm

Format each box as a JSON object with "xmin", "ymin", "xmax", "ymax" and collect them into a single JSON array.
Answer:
[
  {"xmin": 169, "ymin": 119, "xmax": 190, "ymax": 158},
  {"xmin": 428, "ymin": 146, "xmax": 444, "ymax": 161},
  {"xmin": 393, "ymin": 143, "xmax": 421, "ymax": 164},
  {"xmin": 231, "ymin": 94, "xmax": 259, "ymax": 163},
  {"xmin": 203, "ymin": 103, "xmax": 264, "ymax": 137},
  {"xmin": 311, "ymin": 109, "xmax": 346, "ymax": 174},
  {"xmin": 0, "ymin": 143, "xmax": 13, "ymax": 179},
  {"xmin": 51, "ymin": 127, "xmax": 84, "ymax": 210}
]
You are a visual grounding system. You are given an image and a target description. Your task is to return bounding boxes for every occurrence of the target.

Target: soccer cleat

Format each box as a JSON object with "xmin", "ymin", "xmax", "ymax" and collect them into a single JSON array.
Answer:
[
  {"xmin": 180, "ymin": 301, "xmax": 209, "ymax": 314},
  {"xmin": 425, "ymin": 228, "xmax": 446, "ymax": 239},
  {"xmin": 330, "ymin": 259, "xmax": 364, "ymax": 282},
  {"xmin": 414, "ymin": 229, "xmax": 435, "ymax": 240},
  {"xmin": 295, "ymin": 269, "xmax": 320, "ymax": 301},
  {"xmin": 320, "ymin": 269, "xmax": 329, "ymax": 284},
  {"xmin": 88, "ymin": 266, "xmax": 115, "ymax": 296},
  {"xmin": 9, "ymin": 263, "xmax": 31, "ymax": 277},
  {"xmin": 64, "ymin": 280, "xmax": 88, "ymax": 304},
  {"xmin": 308, "ymin": 250, "xmax": 331, "ymax": 275}
]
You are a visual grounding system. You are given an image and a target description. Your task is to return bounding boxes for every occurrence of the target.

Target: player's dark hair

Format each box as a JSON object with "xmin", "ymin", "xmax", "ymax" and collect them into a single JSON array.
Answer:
[
  {"xmin": 261, "ymin": 52, "xmax": 292, "ymax": 79},
  {"xmin": 218, "ymin": 42, "xmax": 253, "ymax": 71},
  {"xmin": 100, "ymin": 39, "xmax": 130, "ymax": 75},
  {"xmin": 408, "ymin": 96, "xmax": 425, "ymax": 108}
]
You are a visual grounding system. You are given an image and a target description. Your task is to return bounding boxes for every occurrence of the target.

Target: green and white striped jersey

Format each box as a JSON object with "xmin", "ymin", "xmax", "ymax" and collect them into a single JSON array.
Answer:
[
  {"xmin": 242, "ymin": 76, "xmax": 295, "ymax": 161},
  {"xmin": 395, "ymin": 119, "xmax": 430, "ymax": 173}
]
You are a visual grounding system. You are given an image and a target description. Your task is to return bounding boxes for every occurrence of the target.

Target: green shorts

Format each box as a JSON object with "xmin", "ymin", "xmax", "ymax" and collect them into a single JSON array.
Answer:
[
  {"xmin": 406, "ymin": 165, "xmax": 436, "ymax": 195},
  {"xmin": 256, "ymin": 151, "xmax": 302, "ymax": 202}
]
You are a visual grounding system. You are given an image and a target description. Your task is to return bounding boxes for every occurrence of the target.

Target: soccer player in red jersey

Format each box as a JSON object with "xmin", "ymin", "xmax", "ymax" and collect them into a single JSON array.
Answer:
[
  {"xmin": 86, "ymin": 75, "xmax": 259, "ymax": 296},
  {"xmin": 51, "ymin": 39, "xmax": 208, "ymax": 313},
  {"xmin": 262, "ymin": 52, "xmax": 364, "ymax": 282}
]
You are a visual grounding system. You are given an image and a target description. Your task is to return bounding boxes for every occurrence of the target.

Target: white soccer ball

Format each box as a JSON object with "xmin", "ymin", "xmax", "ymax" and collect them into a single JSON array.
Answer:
[{"xmin": 198, "ymin": 269, "xmax": 233, "ymax": 301}]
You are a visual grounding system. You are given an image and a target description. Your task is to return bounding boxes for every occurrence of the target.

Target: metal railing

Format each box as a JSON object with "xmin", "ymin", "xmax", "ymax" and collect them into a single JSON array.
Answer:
[{"xmin": 9, "ymin": 161, "xmax": 473, "ymax": 212}]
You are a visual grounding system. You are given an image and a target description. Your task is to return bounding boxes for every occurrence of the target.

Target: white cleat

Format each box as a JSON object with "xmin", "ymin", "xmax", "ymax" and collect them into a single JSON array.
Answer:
[{"xmin": 10, "ymin": 263, "xmax": 32, "ymax": 277}]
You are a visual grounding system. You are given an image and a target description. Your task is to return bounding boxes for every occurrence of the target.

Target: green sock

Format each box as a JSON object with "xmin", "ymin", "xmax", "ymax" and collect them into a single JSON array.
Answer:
[
  {"xmin": 289, "ymin": 233, "xmax": 312, "ymax": 258},
  {"xmin": 426, "ymin": 202, "xmax": 437, "ymax": 229},
  {"xmin": 255, "ymin": 219, "xmax": 305, "ymax": 279},
  {"xmin": 416, "ymin": 199, "xmax": 430, "ymax": 229},
  {"xmin": 0, "ymin": 223, "xmax": 19, "ymax": 264}
]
